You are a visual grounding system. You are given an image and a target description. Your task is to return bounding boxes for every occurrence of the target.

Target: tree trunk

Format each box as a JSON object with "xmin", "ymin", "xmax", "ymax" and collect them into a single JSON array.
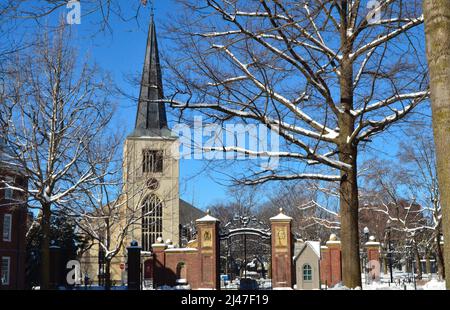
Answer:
[
  {"xmin": 105, "ymin": 259, "xmax": 111, "ymax": 290},
  {"xmin": 413, "ymin": 243, "xmax": 423, "ymax": 280},
  {"xmin": 338, "ymin": 24, "xmax": 361, "ymax": 287},
  {"xmin": 338, "ymin": 146, "xmax": 361, "ymax": 288},
  {"xmin": 436, "ymin": 235, "xmax": 446, "ymax": 280},
  {"xmin": 423, "ymin": 0, "xmax": 450, "ymax": 290},
  {"xmin": 40, "ymin": 204, "xmax": 51, "ymax": 289},
  {"xmin": 384, "ymin": 255, "xmax": 388, "ymax": 275},
  {"xmin": 426, "ymin": 251, "xmax": 431, "ymax": 276}
]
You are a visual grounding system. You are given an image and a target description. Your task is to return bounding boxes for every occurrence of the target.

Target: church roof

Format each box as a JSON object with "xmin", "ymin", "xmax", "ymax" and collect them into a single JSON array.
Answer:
[
  {"xmin": 130, "ymin": 16, "xmax": 171, "ymax": 138},
  {"xmin": 179, "ymin": 199, "xmax": 205, "ymax": 225}
]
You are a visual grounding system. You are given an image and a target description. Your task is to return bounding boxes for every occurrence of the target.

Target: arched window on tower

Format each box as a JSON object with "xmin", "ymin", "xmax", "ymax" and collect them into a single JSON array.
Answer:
[{"xmin": 141, "ymin": 194, "xmax": 163, "ymax": 251}]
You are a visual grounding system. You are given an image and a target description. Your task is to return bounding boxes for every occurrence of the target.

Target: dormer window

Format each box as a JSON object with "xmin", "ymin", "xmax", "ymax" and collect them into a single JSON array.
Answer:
[{"xmin": 142, "ymin": 149, "xmax": 163, "ymax": 173}]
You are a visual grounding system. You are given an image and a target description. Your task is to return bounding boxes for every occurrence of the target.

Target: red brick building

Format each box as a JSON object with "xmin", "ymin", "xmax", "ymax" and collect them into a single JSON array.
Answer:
[{"xmin": 1, "ymin": 140, "xmax": 28, "ymax": 290}]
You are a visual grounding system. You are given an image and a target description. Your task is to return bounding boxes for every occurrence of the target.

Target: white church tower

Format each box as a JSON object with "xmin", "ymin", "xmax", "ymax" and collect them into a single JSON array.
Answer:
[{"xmin": 123, "ymin": 16, "xmax": 180, "ymax": 251}]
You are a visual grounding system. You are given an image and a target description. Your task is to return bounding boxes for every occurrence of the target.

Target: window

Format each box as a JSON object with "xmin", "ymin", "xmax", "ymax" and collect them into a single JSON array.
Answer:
[
  {"xmin": 141, "ymin": 195, "xmax": 163, "ymax": 251},
  {"xmin": 3, "ymin": 176, "xmax": 14, "ymax": 200},
  {"xmin": 303, "ymin": 264, "xmax": 312, "ymax": 281},
  {"xmin": 3, "ymin": 214, "xmax": 12, "ymax": 242},
  {"xmin": 142, "ymin": 149, "xmax": 163, "ymax": 173},
  {"xmin": 5, "ymin": 188, "xmax": 13, "ymax": 200},
  {"xmin": 1, "ymin": 257, "xmax": 10, "ymax": 286}
]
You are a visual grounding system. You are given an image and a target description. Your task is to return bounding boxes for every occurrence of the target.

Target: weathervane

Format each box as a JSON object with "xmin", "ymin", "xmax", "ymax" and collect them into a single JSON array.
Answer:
[
  {"xmin": 150, "ymin": 0, "xmax": 155, "ymax": 18},
  {"xmin": 141, "ymin": 0, "xmax": 155, "ymax": 14},
  {"xmin": 142, "ymin": 0, "xmax": 155, "ymax": 17}
]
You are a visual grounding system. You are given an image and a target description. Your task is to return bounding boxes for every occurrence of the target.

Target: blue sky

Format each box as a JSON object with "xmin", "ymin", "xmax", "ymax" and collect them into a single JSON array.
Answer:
[
  {"xmin": 18, "ymin": 0, "xmax": 431, "ymax": 210},
  {"xmin": 65, "ymin": 0, "xmax": 230, "ymax": 209}
]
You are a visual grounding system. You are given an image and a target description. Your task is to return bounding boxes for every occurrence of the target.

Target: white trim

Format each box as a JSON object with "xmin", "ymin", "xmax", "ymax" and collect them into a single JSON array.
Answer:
[
  {"xmin": 1, "ymin": 256, "xmax": 11, "ymax": 286},
  {"xmin": 3, "ymin": 213, "xmax": 12, "ymax": 242},
  {"xmin": 196, "ymin": 214, "xmax": 219, "ymax": 222},
  {"xmin": 270, "ymin": 212, "xmax": 293, "ymax": 221}
]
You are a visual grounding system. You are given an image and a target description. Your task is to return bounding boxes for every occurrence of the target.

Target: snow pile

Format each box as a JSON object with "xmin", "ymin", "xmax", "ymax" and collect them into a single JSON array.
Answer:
[
  {"xmin": 364, "ymin": 282, "xmax": 404, "ymax": 290},
  {"xmin": 421, "ymin": 279, "xmax": 445, "ymax": 290},
  {"xmin": 328, "ymin": 283, "xmax": 362, "ymax": 290},
  {"xmin": 156, "ymin": 283, "xmax": 191, "ymax": 290},
  {"xmin": 327, "ymin": 279, "xmax": 445, "ymax": 290}
]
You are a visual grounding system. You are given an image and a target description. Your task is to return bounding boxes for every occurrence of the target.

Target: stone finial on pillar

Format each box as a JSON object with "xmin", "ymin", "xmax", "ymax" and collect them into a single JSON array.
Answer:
[
  {"xmin": 325, "ymin": 234, "xmax": 341, "ymax": 287},
  {"xmin": 365, "ymin": 236, "xmax": 381, "ymax": 282},
  {"xmin": 196, "ymin": 210, "xmax": 220, "ymax": 289},
  {"xmin": 127, "ymin": 240, "xmax": 142, "ymax": 290},
  {"xmin": 270, "ymin": 208, "xmax": 294, "ymax": 289}
]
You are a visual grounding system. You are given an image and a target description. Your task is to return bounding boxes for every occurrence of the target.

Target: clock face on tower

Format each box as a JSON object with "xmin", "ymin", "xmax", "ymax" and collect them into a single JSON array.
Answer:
[{"xmin": 146, "ymin": 178, "xmax": 159, "ymax": 190}]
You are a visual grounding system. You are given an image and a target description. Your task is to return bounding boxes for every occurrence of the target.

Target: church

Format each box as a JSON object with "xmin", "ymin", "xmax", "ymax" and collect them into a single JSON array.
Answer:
[{"xmin": 80, "ymin": 16, "xmax": 204, "ymax": 285}]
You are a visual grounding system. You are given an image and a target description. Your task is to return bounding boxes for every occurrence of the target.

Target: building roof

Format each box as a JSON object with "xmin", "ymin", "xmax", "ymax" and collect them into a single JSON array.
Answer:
[
  {"xmin": 179, "ymin": 199, "xmax": 205, "ymax": 225},
  {"xmin": 294, "ymin": 240, "xmax": 321, "ymax": 261},
  {"xmin": 129, "ymin": 16, "xmax": 171, "ymax": 138}
]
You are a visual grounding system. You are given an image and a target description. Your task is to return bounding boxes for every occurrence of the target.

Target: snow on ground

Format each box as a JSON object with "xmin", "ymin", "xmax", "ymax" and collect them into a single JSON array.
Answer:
[
  {"xmin": 327, "ymin": 272, "xmax": 445, "ymax": 290},
  {"xmin": 420, "ymin": 279, "xmax": 445, "ymax": 290}
]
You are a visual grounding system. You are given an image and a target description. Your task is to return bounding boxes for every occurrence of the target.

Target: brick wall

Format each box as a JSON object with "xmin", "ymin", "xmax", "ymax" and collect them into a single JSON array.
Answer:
[
  {"xmin": 0, "ymin": 171, "xmax": 28, "ymax": 290},
  {"xmin": 320, "ymin": 235, "xmax": 342, "ymax": 288},
  {"xmin": 150, "ymin": 213, "xmax": 219, "ymax": 290}
]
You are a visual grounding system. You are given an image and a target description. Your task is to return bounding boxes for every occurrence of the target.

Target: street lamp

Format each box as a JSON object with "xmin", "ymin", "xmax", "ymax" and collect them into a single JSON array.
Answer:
[
  {"xmin": 362, "ymin": 227, "xmax": 370, "ymax": 284},
  {"xmin": 363, "ymin": 227, "xmax": 370, "ymax": 243}
]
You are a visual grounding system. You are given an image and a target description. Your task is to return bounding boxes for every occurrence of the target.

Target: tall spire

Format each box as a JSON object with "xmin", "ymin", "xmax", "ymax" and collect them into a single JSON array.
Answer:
[{"xmin": 132, "ymin": 14, "xmax": 169, "ymax": 137}]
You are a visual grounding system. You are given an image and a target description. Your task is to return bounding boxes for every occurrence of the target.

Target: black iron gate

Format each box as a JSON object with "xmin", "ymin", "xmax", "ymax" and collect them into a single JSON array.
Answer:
[{"xmin": 219, "ymin": 215, "xmax": 271, "ymax": 289}]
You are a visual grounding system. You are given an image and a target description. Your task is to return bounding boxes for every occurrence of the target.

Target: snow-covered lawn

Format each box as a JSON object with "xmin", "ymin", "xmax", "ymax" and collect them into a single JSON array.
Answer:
[{"xmin": 328, "ymin": 272, "xmax": 445, "ymax": 290}]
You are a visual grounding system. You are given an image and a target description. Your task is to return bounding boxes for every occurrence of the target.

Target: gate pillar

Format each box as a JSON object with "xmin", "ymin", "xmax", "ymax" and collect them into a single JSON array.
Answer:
[
  {"xmin": 365, "ymin": 236, "xmax": 381, "ymax": 282},
  {"xmin": 127, "ymin": 240, "xmax": 142, "ymax": 290},
  {"xmin": 196, "ymin": 210, "xmax": 220, "ymax": 289},
  {"xmin": 270, "ymin": 208, "xmax": 294, "ymax": 289}
]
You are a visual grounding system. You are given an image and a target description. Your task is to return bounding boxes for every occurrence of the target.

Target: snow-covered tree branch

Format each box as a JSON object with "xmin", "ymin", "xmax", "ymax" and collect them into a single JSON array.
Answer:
[
  {"xmin": 0, "ymin": 24, "xmax": 115, "ymax": 289},
  {"xmin": 163, "ymin": 0, "xmax": 428, "ymax": 287}
]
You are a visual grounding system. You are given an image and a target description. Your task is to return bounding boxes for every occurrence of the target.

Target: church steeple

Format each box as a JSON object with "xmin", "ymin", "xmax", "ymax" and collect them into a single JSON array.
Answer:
[{"xmin": 132, "ymin": 15, "xmax": 168, "ymax": 137}]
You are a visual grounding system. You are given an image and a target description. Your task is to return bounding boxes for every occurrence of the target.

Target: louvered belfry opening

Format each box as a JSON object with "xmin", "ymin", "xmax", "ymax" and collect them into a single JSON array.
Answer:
[{"xmin": 142, "ymin": 149, "xmax": 163, "ymax": 173}]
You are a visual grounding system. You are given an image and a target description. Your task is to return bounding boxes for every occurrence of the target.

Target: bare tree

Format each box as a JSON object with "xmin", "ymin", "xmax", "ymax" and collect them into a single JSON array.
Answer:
[
  {"xmin": 399, "ymin": 130, "xmax": 444, "ymax": 279},
  {"xmin": 423, "ymin": 0, "xmax": 450, "ymax": 289},
  {"xmin": 6, "ymin": 0, "xmax": 150, "ymax": 33},
  {"xmin": 0, "ymin": 1, "xmax": 27, "ymax": 73},
  {"xmin": 258, "ymin": 183, "xmax": 339, "ymax": 241},
  {"xmin": 161, "ymin": 0, "xmax": 428, "ymax": 287},
  {"xmin": 0, "ymin": 25, "xmax": 114, "ymax": 289},
  {"xmin": 360, "ymin": 148, "xmax": 443, "ymax": 280}
]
